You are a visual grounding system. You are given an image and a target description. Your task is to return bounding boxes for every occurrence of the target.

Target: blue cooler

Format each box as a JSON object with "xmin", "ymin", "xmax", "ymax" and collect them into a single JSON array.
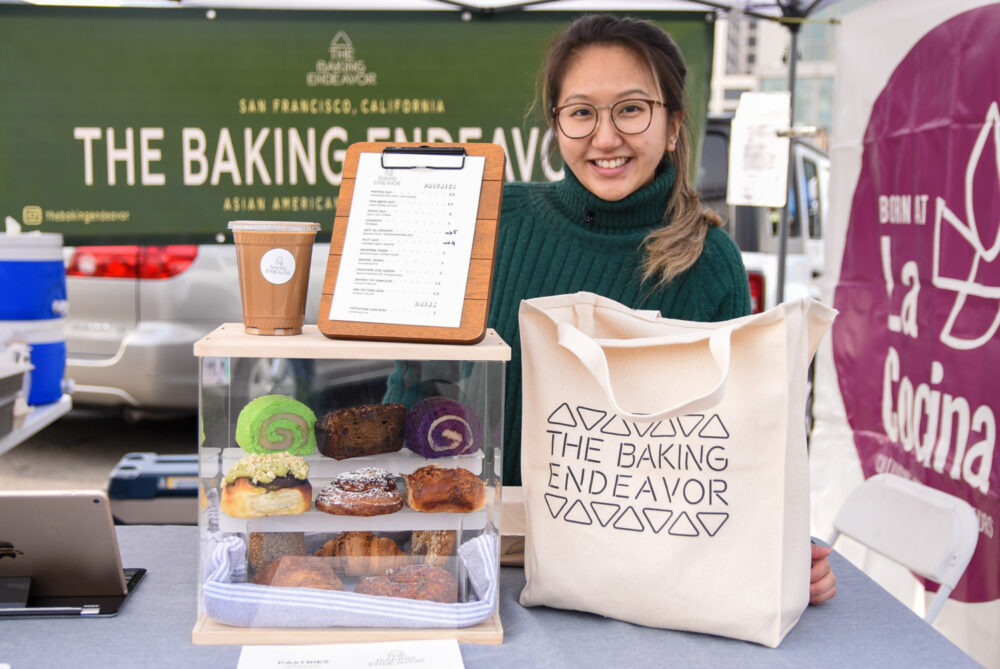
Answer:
[
  {"xmin": 0, "ymin": 319, "xmax": 66, "ymax": 405},
  {"xmin": 0, "ymin": 232, "xmax": 67, "ymax": 320},
  {"xmin": 0, "ymin": 230, "xmax": 69, "ymax": 407}
]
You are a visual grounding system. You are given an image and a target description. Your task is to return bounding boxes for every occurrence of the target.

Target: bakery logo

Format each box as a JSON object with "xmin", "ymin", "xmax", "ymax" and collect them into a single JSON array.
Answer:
[
  {"xmin": 832, "ymin": 4, "xmax": 1000, "ymax": 602},
  {"xmin": 933, "ymin": 101, "xmax": 1000, "ymax": 351},
  {"xmin": 374, "ymin": 169, "xmax": 401, "ymax": 187},
  {"xmin": 307, "ymin": 31, "xmax": 378, "ymax": 87},
  {"xmin": 543, "ymin": 404, "xmax": 730, "ymax": 538},
  {"xmin": 259, "ymin": 248, "xmax": 295, "ymax": 285},
  {"xmin": 368, "ymin": 649, "xmax": 423, "ymax": 666}
]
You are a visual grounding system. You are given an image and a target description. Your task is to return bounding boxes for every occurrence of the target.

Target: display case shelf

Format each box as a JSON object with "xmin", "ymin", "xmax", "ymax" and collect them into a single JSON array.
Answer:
[
  {"xmin": 218, "ymin": 504, "xmax": 492, "ymax": 534},
  {"xmin": 213, "ymin": 447, "xmax": 485, "ymax": 479}
]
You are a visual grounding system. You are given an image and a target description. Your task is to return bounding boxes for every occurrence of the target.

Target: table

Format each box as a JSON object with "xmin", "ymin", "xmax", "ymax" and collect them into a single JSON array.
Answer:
[
  {"xmin": 0, "ymin": 525, "xmax": 978, "ymax": 668},
  {"xmin": 0, "ymin": 393, "xmax": 71, "ymax": 456}
]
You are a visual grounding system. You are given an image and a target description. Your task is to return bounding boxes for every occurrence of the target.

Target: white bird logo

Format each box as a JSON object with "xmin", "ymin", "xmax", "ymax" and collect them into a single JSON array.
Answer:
[{"xmin": 933, "ymin": 101, "xmax": 1000, "ymax": 350}]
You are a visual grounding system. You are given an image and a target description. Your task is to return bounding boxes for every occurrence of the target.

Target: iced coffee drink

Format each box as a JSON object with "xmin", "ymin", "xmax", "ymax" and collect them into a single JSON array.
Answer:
[{"xmin": 229, "ymin": 220, "xmax": 320, "ymax": 335}]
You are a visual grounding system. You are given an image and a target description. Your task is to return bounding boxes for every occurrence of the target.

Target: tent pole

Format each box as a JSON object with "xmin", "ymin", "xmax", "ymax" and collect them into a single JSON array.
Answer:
[{"xmin": 777, "ymin": 20, "xmax": 800, "ymax": 304}]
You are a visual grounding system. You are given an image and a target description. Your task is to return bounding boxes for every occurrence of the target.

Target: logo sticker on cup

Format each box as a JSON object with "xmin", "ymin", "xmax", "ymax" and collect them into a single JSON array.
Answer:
[{"xmin": 259, "ymin": 248, "xmax": 296, "ymax": 285}]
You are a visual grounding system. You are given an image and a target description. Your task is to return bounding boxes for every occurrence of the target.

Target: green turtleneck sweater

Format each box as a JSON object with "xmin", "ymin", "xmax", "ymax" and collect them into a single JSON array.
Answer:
[
  {"xmin": 491, "ymin": 165, "xmax": 749, "ymax": 485},
  {"xmin": 385, "ymin": 165, "xmax": 750, "ymax": 486}
]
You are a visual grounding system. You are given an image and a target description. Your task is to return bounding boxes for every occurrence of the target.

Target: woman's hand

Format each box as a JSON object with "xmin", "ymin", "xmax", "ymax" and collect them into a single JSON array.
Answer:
[{"xmin": 810, "ymin": 543, "xmax": 837, "ymax": 605}]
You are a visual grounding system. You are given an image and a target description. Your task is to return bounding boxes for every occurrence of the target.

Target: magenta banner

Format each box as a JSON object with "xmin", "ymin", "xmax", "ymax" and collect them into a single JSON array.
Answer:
[{"xmin": 833, "ymin": 4, "xmax": 1000, "ymax": 602}]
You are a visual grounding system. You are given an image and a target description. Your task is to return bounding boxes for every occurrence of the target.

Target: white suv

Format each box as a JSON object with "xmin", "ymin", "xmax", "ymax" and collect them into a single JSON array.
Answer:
[{"xmin": 64, "ymin": 239, "xmax": 392, "ymax": 420}]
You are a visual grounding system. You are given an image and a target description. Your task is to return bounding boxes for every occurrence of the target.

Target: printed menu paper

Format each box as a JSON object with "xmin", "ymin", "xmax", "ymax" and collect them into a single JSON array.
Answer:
[
  {"xmin": 329, "ymin": 151, "xmax": 485, "ymax": 328},
  {"xmin": 237, "ymin": 639, "xmax": 465, "ymax": 669}
]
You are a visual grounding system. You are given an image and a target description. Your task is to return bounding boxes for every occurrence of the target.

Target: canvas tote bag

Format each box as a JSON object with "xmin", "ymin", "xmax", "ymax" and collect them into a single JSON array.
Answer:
[{"xmin": 517, "ymin": 292, "xmax": 836, "ymax": 647}]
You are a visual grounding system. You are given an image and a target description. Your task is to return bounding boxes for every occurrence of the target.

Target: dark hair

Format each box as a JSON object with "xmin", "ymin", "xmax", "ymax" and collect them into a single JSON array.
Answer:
[{"xmin": 542, "ymin": 14, "xmax": 722, "ymax": 284}]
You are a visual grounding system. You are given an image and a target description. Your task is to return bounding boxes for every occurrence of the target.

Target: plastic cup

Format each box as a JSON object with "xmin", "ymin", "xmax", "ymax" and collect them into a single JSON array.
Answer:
[{"xmin": 228, "ymin": 220, "xmax": 320, "ymax": 336}]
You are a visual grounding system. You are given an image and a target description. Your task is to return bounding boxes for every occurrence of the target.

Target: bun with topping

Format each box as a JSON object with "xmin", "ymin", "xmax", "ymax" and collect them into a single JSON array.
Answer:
[{"xmin": 220, "ymin": 452, "xmax": 312, "ymax": 518}]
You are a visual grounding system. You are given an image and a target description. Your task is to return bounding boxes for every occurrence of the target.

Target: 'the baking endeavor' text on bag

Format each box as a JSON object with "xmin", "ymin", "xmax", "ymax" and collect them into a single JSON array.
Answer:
[{"xmin": 517, "ymin": 292, "xmax": 835, "ymax": 647}]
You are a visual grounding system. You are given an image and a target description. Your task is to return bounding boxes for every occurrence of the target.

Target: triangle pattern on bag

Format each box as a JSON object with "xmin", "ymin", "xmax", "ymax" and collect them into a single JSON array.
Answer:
[
  {"xmin": 632, "ymin": 420, "xmax": 658, "ymax": 438},
  {"xmin": 676, "ymin": 414, "xmax": 705, "ymax": 437},
  {"xmin": 612, "ymin": 506, "xmax": 645, "ymax": 532},
  {"xmin": 576, "ymin": 406, "xmax": 607, "ymax": 431},
  {"xmin": 697, "ymin": 512, "xmax": 730, "ymax": 537},
  {"xmin": 547, "ymin": 403, "xmax": 577, "ymax": 427},
  {"xmin": 564, "ymin": 499, "xmax": 593, "ymax": 525},
  {"xmin": 698, "ymin": 414, "xmax": 730, "ymax": 439},
  {"xmin": 667, "ymin": 511, "xmax": 700, "ymax": 537},
  {"xmin": 642, "ymin": 507, "xmax": 674, "ymax": 533},
  {"xmin": 650, "ymin": 419, "xmax": 677, "ymax": 438},
  {"xmin": 600, "ymin": 415, "xmax": 631, "ymax": 437},
  {"xmin": 544, "ymin": 493, "xmax": 568, "ymax": 519},
  {"xmin": 590, "ymin": 501, "xmax": 621, "ymax": 527}
]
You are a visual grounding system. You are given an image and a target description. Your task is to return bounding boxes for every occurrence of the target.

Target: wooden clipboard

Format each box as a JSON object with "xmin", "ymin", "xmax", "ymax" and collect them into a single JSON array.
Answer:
[{"xmin": 318, "ymin": 142, "xmax": 504, "ymax": 344}]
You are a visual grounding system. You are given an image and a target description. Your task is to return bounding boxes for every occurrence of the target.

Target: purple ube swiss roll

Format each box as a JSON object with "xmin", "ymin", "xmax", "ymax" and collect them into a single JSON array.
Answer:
[{"xmin": 404, "ymin": 396, "xmax": 483, "ymax": 458}]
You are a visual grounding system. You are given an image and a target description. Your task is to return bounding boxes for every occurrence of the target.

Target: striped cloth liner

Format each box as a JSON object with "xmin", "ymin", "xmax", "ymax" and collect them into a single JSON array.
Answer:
[{"xmin": 201, "ymin": 532, "xmax": 499, "ymax": 628}]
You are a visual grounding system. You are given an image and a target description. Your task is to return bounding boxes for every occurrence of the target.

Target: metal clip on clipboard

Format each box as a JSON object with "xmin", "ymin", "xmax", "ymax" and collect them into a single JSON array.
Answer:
[{"xmin": 380, "ymin": 145, "xmax": 467, "ymax": 170}]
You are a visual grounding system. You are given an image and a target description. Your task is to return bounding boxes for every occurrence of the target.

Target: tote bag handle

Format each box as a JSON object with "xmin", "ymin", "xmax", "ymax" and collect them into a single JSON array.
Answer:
[{"xmin": 556, "ymin": 321, "xmax": 733, "ymax": 421}]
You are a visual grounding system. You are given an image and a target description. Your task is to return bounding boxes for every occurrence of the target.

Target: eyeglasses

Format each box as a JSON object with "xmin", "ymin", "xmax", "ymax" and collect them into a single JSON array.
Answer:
[{"xmin": 551, "ymin": 98, "xmax": 666, "ymax": 139}]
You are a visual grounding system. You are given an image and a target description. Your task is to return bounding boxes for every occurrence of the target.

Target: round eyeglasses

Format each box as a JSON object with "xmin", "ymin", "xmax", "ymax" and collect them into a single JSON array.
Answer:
[{"xmin": 552, "ymin": 98, "xmax": 666, "ymax": 139}]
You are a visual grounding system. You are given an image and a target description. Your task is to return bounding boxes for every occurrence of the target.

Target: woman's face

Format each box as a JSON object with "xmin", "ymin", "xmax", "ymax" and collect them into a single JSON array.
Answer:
[{"xmin": 555, "ymin": 44, "xmax": 681, "ymax": 202}]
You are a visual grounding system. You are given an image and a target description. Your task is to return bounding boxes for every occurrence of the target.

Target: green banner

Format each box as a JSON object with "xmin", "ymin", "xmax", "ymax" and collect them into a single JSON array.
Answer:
[{"xmin": 0, "ymin": 6, "xmax": 713, "ymax": 244}]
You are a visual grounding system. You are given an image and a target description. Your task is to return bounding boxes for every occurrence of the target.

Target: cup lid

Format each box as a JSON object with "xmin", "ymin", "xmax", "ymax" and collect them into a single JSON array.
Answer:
[
  {"xmin": 0, "ymin": 231, "xmax": 64, "ymax": 247},
  {"xmin": 228, "ymin": 220, "xmax": 320, "ymax": 232}
]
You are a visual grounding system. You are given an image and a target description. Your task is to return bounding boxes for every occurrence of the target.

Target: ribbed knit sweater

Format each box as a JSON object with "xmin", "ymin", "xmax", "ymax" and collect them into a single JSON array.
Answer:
[
  {"xmin": 384, "ymin": 165, "xmax": 750, "ymax": 485},
  {"xmin": 490, "ymin": 165, "xmax": 750, "ymax": 484}
]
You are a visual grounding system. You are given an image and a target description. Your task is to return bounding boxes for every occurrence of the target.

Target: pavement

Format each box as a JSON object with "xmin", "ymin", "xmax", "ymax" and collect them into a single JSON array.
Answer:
[{"xmin": 0, "ymin": 407, "xmax": 197, "ymax": 491}]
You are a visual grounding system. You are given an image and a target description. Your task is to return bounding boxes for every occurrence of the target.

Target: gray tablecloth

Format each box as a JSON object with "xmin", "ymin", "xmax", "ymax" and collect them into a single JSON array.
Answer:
[{"xmin": 0, "ymin": 525, "xmax": 979, "ymax": 669}]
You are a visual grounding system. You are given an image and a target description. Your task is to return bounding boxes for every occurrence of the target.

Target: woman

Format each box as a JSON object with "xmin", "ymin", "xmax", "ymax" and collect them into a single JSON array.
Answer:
[
  {"xmin": 391, "ymin": 13, "xmax": 836, "ymax": 604},
  {"xmin": 494, "ymin": 13, "xmax": 835, "ymax": 605}
]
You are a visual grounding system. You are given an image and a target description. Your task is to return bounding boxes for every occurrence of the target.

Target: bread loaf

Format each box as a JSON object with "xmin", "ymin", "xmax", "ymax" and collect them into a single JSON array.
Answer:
[{"xmin": 316, "ymin": 404, "xmax": 406, "ymax": 460}]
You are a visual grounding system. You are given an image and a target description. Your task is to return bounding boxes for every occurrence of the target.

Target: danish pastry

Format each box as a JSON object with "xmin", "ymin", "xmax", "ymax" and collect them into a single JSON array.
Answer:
[
  {"xmin": 355, "ymin": 564, "xmax": 458, "ymax": 603},
  {"xmin": 403, "ymin": 465, "xmax": 485, "ymax": 513},
  {"xmin": 315, "ymin": 467, "xmax": 403, "ymax": 516},
  {"xmin": 251, "ymin": 555, "xmax": 343, "ymax": 591}
]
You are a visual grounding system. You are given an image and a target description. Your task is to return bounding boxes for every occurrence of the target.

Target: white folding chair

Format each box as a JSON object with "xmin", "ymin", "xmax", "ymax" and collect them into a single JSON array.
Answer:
[{"xmin": 825, "ymin": 473, "xmax": 979, "ymax": 624}]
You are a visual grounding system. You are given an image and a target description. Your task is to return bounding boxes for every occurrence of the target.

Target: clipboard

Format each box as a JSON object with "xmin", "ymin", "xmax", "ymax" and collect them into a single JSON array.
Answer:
[{"xmin": 319, "ymin": 142, "xmax": 505, "ymax": 344}]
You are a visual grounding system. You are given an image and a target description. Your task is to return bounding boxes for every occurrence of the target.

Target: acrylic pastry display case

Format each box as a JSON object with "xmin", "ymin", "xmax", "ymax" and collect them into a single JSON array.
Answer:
[{"xmin": 192, "ymin": 323, "xmax": 509, "ymax": 645}]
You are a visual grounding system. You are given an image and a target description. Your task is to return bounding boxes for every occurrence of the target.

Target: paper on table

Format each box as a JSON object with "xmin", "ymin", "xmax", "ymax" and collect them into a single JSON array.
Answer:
[
  {"xmin": 237, "ymin": 639, "xmax": 465, "ymax": 669},
  {"xmin": 329, "ymin": 152, "xmax": 486, "ymax": 328}
]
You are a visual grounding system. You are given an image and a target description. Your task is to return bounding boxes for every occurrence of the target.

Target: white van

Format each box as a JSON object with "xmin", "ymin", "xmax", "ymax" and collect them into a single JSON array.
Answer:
[{"xmin": 699, "ymin": 113, "xmax": 829, "ymax": 312}]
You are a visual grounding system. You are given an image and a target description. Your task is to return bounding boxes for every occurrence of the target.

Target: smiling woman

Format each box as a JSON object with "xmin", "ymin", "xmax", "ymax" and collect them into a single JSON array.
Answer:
[{"xmin": 475, "ymin": 14, "xmax": 751, "ymax": 489}]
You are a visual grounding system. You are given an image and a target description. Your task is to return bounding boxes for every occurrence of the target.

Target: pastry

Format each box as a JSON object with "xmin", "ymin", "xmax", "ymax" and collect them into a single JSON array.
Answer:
[
  {"xmin": 235, "ymin": 394, "xmax": 317, "ymax": 455},
  {"xmin": 248, "ymin": 532, "xmax": 306, "ymax": 573},
  {"xmin": 403, "ymin": 465, "xmax": 485, "ymax": 513},
  {"xmin": 251, "ymin": 555, "xmax": 343, "ymax": 591},
  {"xmin": 355, "ymin": 564, "xmax": 458, "ymax": 603},
  {"xmin": 410, "ymin": 530, "xmax": 456, "ymax": 568},
  {"xmin": 404, "ymin": 396, "xmax": 483, "ymax": 458},
  {"xmin": 220, "ymin": 452, "xmax": 312, "ymax": 518},
  {"xmin": 314, "ymin": 467, "xmax": 403, "ymax": 516},
  {"xmin": 315, "ymin": 403, "xmax": 406, "ymax": 460},
  {"xmin": 314, "ymin": 531, "xmax": 409, "ymax": 577}
]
